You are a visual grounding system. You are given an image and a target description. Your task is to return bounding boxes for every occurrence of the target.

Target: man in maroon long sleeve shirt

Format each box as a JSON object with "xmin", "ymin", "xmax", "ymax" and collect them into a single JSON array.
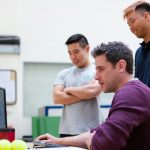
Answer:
[
  {"xmin": 91, "ymin": 79, "xmax": 150, "ymax": 150},
  {"xmin": 35, "ymin": 41, "xmax": 150, "ymax": 150}
]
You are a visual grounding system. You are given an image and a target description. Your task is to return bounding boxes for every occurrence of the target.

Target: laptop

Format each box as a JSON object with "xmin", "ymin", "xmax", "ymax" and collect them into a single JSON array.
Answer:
[
  {"xmin": 33, "ymin": 140, "xmax": 66, "ymax": 148},
  {"xmin": 0, "ymin": 87, "xmax": 7, "ymax": 128}
]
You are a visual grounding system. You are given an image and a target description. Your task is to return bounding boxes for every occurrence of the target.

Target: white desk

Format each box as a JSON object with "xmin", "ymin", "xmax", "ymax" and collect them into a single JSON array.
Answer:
[
  {"xmin": 29, "ymin": 147, "xmax": 87, "ymax": 150},
  {"xmin": 27, "ymin": 142, "xmax": 87, "ymax": 150}
]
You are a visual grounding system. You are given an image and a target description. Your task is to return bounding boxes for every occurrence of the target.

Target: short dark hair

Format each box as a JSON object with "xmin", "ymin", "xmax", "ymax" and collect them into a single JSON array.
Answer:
[
  {"xmin": 124, "ymin": 1, "xmax": 150, "ymax": 19},
  {"xmin": 91, "ymin": 41, "xmax": 133, "ymax": 74},
  {"xmin": 65, "ymin": 34, "xmax": 89, "ymax": 48},
  {"xmin": 135, "ymin": 2, "xmax": 150, "ymax": 13}
]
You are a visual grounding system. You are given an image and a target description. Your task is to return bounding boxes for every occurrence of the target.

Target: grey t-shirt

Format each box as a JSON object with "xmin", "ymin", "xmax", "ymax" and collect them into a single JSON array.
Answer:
[{"xmin": 54, "ymin": 63, "xmax": 100, "ymax": 135}]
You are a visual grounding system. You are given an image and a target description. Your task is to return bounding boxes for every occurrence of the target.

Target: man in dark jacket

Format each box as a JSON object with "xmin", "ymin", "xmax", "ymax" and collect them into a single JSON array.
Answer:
[{"xmin": 124, "ymin": 1, "xmax": 150, "ymax": 87}]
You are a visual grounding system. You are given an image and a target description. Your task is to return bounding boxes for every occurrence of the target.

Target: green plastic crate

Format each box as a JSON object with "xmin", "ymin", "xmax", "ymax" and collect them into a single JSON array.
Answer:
[{"xmin": 32, "ymin": 116, "xmax": 60, "ymax": 138}]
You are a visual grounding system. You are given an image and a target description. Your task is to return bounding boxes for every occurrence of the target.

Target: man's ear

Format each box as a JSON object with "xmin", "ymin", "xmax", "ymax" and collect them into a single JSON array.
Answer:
[
  {"xmin": 85, "ymin": 45, "xmax": 90, "ymax": 53},
  {"xmin": 144, "ymin": 12, "xmax": 150, "ymax": 22},
  {"xmin": 116, "ymin": 59, "xmax": 127, "ymax": 72}
]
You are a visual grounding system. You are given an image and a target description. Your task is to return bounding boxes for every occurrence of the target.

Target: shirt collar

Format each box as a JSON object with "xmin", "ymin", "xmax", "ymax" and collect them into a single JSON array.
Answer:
[
  {"xmin": 140, "ymin": 41, "xmax": 150, "ymax": 47},
  {"xmin": 140, "ymin": 41, "xmax": 150, "ymax": 52}
]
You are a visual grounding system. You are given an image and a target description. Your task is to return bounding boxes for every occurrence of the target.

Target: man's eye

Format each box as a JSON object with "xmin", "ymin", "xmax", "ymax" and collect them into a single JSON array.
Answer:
[
  {"xmin": 74, "ymin": 51, "xmax": 79, "ymax": 54},
  {"xmin": 97, "ymin": 68, "xmax": 103, "ymax": 72},
  {"xmin": 130, "ymin": 19, "xmax": 135, "ymax": 24}
]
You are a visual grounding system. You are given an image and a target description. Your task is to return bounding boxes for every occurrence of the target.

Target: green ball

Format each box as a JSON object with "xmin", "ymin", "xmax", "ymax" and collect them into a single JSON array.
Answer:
[
  {"xmin": 0, "ymin": 139, "xmax": 11, "ymax": 150},
  {"xmin": 11, "ymin": 140, "xmax": 27, "ymax": 150}
]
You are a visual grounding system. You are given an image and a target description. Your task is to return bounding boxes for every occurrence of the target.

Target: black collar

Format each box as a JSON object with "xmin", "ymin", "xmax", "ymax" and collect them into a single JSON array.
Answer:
[
  {"xmin": 140, "ymin": 41, "xmax": 150, "ymax": 47},
  {"xmin": 140, "ymin": 41, "xmax": 150, "ymax": 52}
]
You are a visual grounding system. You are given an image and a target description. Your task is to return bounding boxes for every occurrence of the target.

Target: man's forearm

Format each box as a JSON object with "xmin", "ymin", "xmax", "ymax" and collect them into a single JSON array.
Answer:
[
  {"xmin": 58, "ymin": 132, "xmax": 90, "ymax": 149},
  {"xmin": 64, "ymin": 83, "xmax": 101, "ymax": 99},
  {"xmin": 53, "ymin": 91, "xmax": 81, "ymax": 105}
]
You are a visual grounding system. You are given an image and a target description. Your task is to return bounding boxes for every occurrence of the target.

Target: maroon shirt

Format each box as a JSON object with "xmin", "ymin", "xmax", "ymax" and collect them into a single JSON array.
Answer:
[{"xmin": 91, "ymin": 80, "xmax": 150, "ymax": 150}]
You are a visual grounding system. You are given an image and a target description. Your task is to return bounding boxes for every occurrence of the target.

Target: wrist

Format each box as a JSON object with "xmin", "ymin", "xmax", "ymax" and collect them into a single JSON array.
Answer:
[
  {"xmin": 89, "ymin": 144, "xmax": 93, "ymax": 150},
  {"xmin": 65, "ymin": 87, "xmax": 74, "ymax": 94}
]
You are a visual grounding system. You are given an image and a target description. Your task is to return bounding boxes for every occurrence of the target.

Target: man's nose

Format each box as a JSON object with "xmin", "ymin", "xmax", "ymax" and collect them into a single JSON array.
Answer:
[
  {"xmin": 130, "ymin": 26, "xmax": 135, "ymax": 33},
  {"xmin": 95, "ymin": 72, "xmax": 100, "ymax": 80},
  {"xmin": 71, "ymin": 54, "xmax": 76, "ymax": 59}
]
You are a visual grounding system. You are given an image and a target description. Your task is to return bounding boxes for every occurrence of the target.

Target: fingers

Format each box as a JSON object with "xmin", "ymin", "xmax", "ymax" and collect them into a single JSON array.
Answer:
[{"xmin": 35, "ymin": 133, "xmax": 50, "ymax": 141}]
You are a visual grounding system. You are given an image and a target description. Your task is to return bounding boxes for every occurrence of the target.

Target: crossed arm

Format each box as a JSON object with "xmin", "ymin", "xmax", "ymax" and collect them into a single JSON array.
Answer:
[{"xmin": 53, "ymin": 80, "xmax": 101, "ymax": 105}]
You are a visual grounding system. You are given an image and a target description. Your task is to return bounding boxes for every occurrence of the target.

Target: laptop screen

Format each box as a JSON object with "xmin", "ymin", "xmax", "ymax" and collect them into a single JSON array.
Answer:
[{"xmin": 0, "ymin": 87, "xmax": 7, "ymax": 128}]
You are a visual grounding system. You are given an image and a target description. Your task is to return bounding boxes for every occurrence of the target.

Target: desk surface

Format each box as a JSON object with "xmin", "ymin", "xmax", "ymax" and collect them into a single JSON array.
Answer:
[
  {"xmin": 27, "ymin": 142, "xmax": 87, "ymax": 150},
  {"xmin": 29, "ymin": 147, "xmax": 87, "ymax": 150}
]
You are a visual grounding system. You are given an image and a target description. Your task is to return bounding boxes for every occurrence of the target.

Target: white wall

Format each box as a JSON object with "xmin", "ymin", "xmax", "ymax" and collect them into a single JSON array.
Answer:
[
  {"xmin": 20, "ymin": 0, "xmax": 142, "ymax": 62},
  {"xmin": 0, "ymin": 0, "xmax": 144, "ymax": 139}
]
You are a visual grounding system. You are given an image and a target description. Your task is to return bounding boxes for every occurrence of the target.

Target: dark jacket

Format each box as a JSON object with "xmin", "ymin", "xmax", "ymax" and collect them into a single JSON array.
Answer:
[{"xmin": 135, "ymin": 41, "xmax": 150, "ymax": 87}]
